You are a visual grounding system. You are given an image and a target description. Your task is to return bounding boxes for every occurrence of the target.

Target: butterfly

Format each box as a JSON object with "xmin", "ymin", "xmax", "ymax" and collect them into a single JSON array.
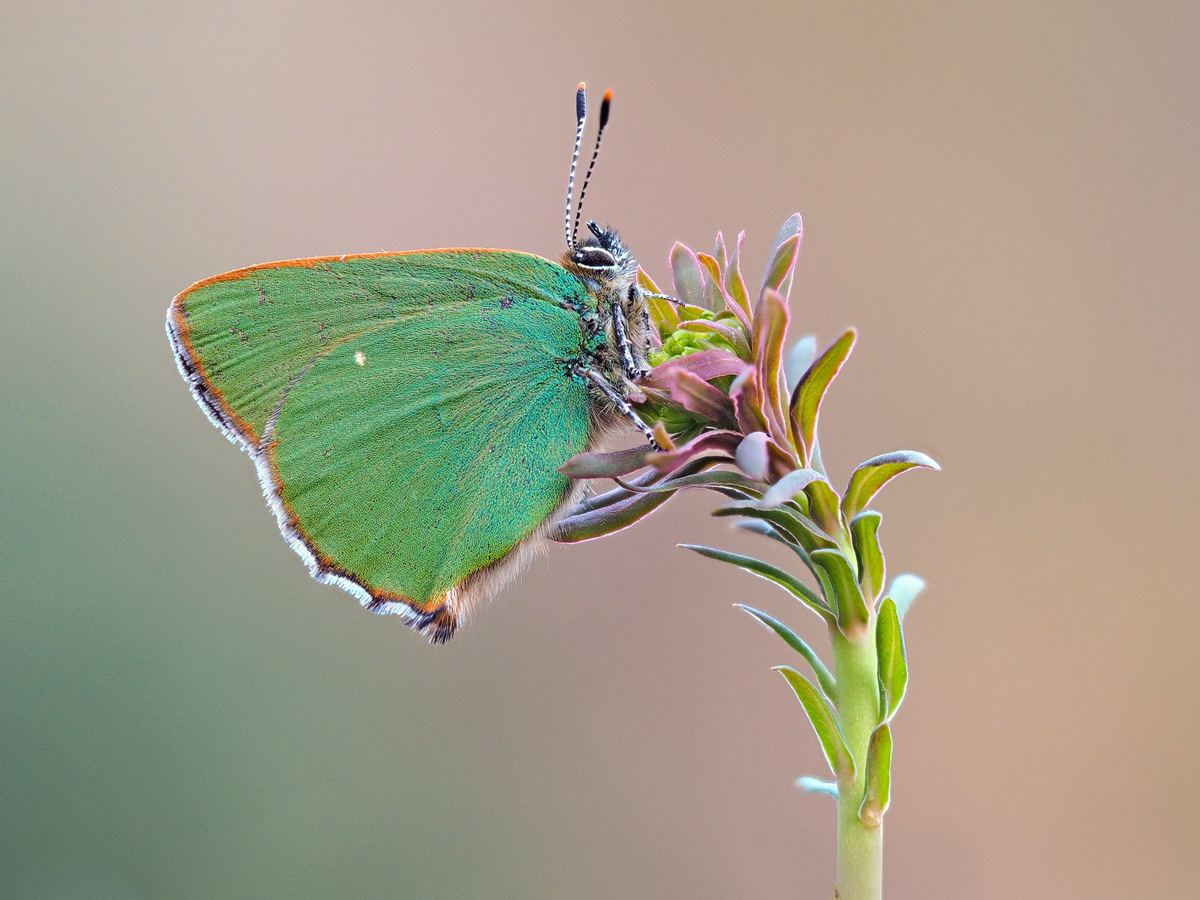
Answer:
[{"xmin": 167, "ymin": 84, "xmax": 673, "ymax": 642}]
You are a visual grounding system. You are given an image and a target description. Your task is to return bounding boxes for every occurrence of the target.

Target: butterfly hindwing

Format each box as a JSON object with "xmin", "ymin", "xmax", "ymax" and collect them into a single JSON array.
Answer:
[{"xmin": 169, "ymin": 251, "xmax": 597, "ymax": 639}]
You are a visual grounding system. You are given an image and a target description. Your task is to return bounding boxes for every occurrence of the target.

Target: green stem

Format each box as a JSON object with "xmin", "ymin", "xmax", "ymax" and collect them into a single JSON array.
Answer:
[{"xmin": 831, "ymin": 623, "xmax": 883, "ymax": 900}]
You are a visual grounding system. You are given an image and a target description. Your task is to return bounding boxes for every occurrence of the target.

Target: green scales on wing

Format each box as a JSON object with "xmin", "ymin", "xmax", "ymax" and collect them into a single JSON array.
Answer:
[{"xmin": 168, "ymin": 250, "xmax": 603, "ymax": 640}]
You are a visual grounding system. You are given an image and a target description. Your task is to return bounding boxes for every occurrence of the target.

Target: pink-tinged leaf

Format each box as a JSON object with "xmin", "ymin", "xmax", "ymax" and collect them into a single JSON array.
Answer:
[
  {"xmin": 680, "ymin": 318, "xmax": 751, "ymax": 359},
  {"xmin": 696, "ymin": 253, "xmax": 726, "ymax": 311},
  {"xmin": 736, "ymin": 431, "xmax": 771, "ymax": 480},
  {"xmin": 762, "ymin": 214, "xmax": 803, "ymax": 300},
  {"xmin": 639, "ymin": 266, "xmax": 680, "ymax": 332},
  {"xmin": 724, "ymin": 230, "xmax": 751, "ymax": 315},
  {"xmin": 670, "ymin": 242, "xmax": 708, "ymax": 309},
  {"xmin": 645, "ymin": 348, "xmax": 747, "ymax": 385},
  {"xmin": 714, "ymin": 231, "xmax": 728, "ymax": 272},
  {"xmin": 646, "ymin": 429, "xmax": 742, "ymax": 474},
  {"xmin": 730, "ymin": 367, "xmax": 769, "ymax": 435},
  {"xmin": 551, "ymin": 459, "xmax": 713, "ymax": 542},
  {"xmin": 842, "ymin": 451, "xmax": 941, "ymax": 520},
  {"xmin": 790, "ymin": 329, "xmax": 856, "ymax": 466},
  {"xmin": 615, "ymin": 469, "xmax": 763, "ymax": 500},
  {"xmin": 559, "ymin": 445, "xmax": 653, "ymax": 478},
  {"xmin": 753, "ymin": 288, "xmax": 794, "ymax": 452},
  {"xmin": 569, "ymin": 468, "xmax": 663, "ymax": 515},
  {"xmin": 656, "ymin": 368, "xmax": 737, "ymax": 427}
]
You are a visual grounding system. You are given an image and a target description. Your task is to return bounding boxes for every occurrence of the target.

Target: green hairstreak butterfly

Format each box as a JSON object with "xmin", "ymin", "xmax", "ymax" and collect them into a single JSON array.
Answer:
[{"xmin": 168, "ymin": 84, "xmax": 669, "ymax": 642}]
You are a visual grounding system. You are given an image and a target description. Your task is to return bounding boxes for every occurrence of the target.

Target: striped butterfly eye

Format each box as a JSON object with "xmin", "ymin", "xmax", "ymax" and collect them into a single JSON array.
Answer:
[{"xmin": 571, "ymin": 246, "xmax": 617, "ymax": 269}]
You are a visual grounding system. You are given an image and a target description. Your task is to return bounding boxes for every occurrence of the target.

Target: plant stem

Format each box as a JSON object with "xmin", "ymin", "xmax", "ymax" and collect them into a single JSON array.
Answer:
[{"xmin": 831, "ymin": 623, "xmax": 883, "ymax": 900}]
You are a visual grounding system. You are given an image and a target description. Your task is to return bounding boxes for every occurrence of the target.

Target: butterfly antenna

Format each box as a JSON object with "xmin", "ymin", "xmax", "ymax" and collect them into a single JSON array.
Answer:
[
  {"xmin": 571, "ymin": 89, "xmax": 611, "ymax": 248},
  {"xmin": 564, "ymin": 83, "xmax": 587, "ymax": 250}
]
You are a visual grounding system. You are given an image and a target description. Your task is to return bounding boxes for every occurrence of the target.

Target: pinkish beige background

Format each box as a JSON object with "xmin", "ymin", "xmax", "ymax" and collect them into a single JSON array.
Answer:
[{"xmin": 2, "ymin": 2, "xmax": 1196, "ymax": 898}]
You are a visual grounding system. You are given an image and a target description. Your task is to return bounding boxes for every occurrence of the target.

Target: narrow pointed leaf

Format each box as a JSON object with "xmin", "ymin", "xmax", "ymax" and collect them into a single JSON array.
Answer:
[
  {"xmin": 681, "ymin": 318, "xmax": 751, "ymax": 359},
  {"xmin": 724, "ymin": 230, "xmax": 751, "ymax": 315},
  {"xmin": 737, "ymin": 604, "xmax": 837, "ymax": 700},
  {"xmin": 714, "ymin": 231, "xmax": 728, "ymax": 272},
  {"xmin": 804, "ymin": 477, "xmax": 843, "ymax": 538},
  {"xmin": 730, "ymin": 368, "xmax": 769, "ymax": 436},
  {"xmin": 784, "ymin": 335, "xmax": 818, "ymax": 395},
  {"xmin": 733, "ymin": 520, "xmax": 816, "ymax": 573},
  {"xmin": 775, "ymin": 666, "xmax": 855, "ymax": 780},
  {"xmin": 796, "ymin": 776, "xmax": 838, "ymax": 799},
  {"xmin": 657, "ymin": 368, "xmax": 737, "ymax": 427},
  {"xmin": 559, "ymin": 445, "xmax": 652, "ymax": 478},
  {"xmin": 842, "ymin": 451, "xmax": 941, "ymax": 520},
  {"xmin": 552, "ymin": 459, "xmax": 712, "ymax": 542},
  {"xmin": 644, "ymin": 348, "xmax": 747, "ymax": 385},
  {"xmin": 811, "ymin": 549, "xmax": 870, "ymax": 635},
  {"xmin": 876, "ymin": 596, "xmax": 908, "ymax": 720},
  {"xmin": 670, "ymin": 242, "xmax": 708, "ymax": 309},
  {"xmin": 616, "ymin": 469, "xmax": 764, "ymax": 499},
  {"xmin": 752, "ymin": 288, "xmax": 792, "ymax": 450},
  {"xmin": 789, "ymin": 329, "xmax": 856, "ymax": 465},
  {"xmin": 850, "ymin": 511, "xmax": 885, "ymax": 603},
  {"xmin": 551, "ymin": 487, "xmax": 676, "ymax": 542},
  {"xmin": 682, "ymin": 545, "xmax": 831, "ymax": 622},
  {"xmin": 767, "ymin": 213, "xmax": 803, "ymax": 298},
  {"xmin": 760, "ymin": 468, "xmax": 825, "ymax": 508},
  {"xmin": 646, "ymin": 429, "xmax": 742, "ymax": 474},
  {"xmin": 761, "ymin": 232, "xmax": 801, "ymax": 301},
  {"xmin": 695, "ymin": 252, "xmax": 726, "ymax": 311},
  {"xmin": 638, "ymin": 266, "xmax": 680, "ymax": 332},
  {"xmin": 857, "ymin": 723, "xmax": 893, "ymax": 828},
  {"xmin": 888, "ymin": 574, "xmax": 926, "ymax": 621},
  {"xmin": 714, "ymin": 499, "xmax": 837, "ymax": 555}
]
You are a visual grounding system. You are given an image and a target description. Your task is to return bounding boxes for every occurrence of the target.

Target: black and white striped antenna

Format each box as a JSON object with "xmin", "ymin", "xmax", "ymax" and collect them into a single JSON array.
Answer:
[
  {"xmin": 564, "ymin": 83, "xmax": 587, "ymax": 250},
  {"xmin": 571, "ymin": 89, "xmax": 611, "ymax": 249}
]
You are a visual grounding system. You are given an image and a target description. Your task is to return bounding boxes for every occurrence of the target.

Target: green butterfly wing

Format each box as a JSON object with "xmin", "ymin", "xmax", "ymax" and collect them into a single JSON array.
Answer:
[{"xmin": 168, "ymin": 250, "xmax": 598, "ymax": 640}]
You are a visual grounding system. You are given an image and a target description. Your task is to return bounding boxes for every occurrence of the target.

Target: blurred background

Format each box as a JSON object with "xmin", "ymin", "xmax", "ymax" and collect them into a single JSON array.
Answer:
[{"xmin": 2, "ymin": 2, "xmax": 1196, "ymax": 898}]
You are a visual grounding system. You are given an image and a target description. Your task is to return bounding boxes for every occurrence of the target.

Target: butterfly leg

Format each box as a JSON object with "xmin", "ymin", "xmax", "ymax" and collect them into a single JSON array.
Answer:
[
  {"xmin": 643, "ymin": 290, "xmax": 683, "ymax": 306},
  {"xmin": 584, "ymin": 367, "xmax": 661, "ymax": 450},
  {"xmin": 611, "ymin": 300, "xmax": 650, "ymax": 381}
]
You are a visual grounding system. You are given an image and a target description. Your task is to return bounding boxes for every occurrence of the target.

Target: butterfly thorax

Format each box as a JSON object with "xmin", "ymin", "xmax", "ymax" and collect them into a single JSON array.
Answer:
[{"xmin": 559, "ymin": 223, "xmax": 652, "ymax": 413}]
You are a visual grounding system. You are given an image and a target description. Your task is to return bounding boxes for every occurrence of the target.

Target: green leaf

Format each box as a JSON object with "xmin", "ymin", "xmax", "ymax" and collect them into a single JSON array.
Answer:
[
  {"xmin": 789, "ymin": 329, "xmax": 856, "ymax": 466},
  {"xmin": 804, "ymin": 477, "xmax": 844, "ymax": 538},
  {"xmin": 796, "ymin": 776, "xmax": 838, "ymax": 799},
  {"xmin": 888, "ymin": 574, "xmax": 926, "ymax": 621},
  {"xmin": 629, "ymin": 469, "xmax": 764, "ymax": 498},
  {"xmin": 850, "ymin": 511, "xmax": 885, "ymax": 603},
  {"xmin": 736, "ymin": 604, "xmax": 837, "ymax": 700},
  {"xmin": 760, "ymin": 468, "xmax": 825, "ymax": 508},
  {"xmin": 714, "ymin": 499, "xmax": 837, "ymax": 558},
  {"xmin": 733, "ymin": 520, "xmax": 814, "ymax": 570},
  {"xmin": 682, "ymin": 545, "xmax": 832, "ymax": 622},
  {"xmin": 724, "ymin": 230, "xmax": 751, "ymax": 315},
  {"xmin": 671, "ymin": 242, "xmax": 709, "ymax": 309},
  {"xmin": 775, "ymin": 666, "xmax": 855, "ymax": 780},
  {"xmin": 842, "ymin": 451, "xmax": 941, "ymax": 520},
  {"xmin": 857, "ymin": 724, "xmax": 893, "ymax": 828},
  {"xmin": 876, "ymin": 597, "xmax": 908, "ymax": 720},
  {"xmin": 638, "ymin": 266, "xmax": 680, "ymax": 332},
  {"xmin": 783, "ymin": 334, "xmax": 817, "ymax": 395},
  {"xmin": 695, "ymin": 252, "xmax": 727, "ymax": 312},
  {"xmin": 681, "ymin": 318, "xmax": 751, "ymax": 359},
  {"xmin": 811, "ymin": 549, "xmax": 870, "ymax": 635},
  {"xmin": 763, "ymin": 213, "xmax": 803, "ymax": 300}
]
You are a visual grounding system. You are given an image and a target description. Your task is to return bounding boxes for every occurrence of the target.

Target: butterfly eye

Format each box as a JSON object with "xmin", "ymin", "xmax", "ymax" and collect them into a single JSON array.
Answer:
[{"xmin": 572, "ymin": 247, "xmax": 617, "ymax": 269}]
